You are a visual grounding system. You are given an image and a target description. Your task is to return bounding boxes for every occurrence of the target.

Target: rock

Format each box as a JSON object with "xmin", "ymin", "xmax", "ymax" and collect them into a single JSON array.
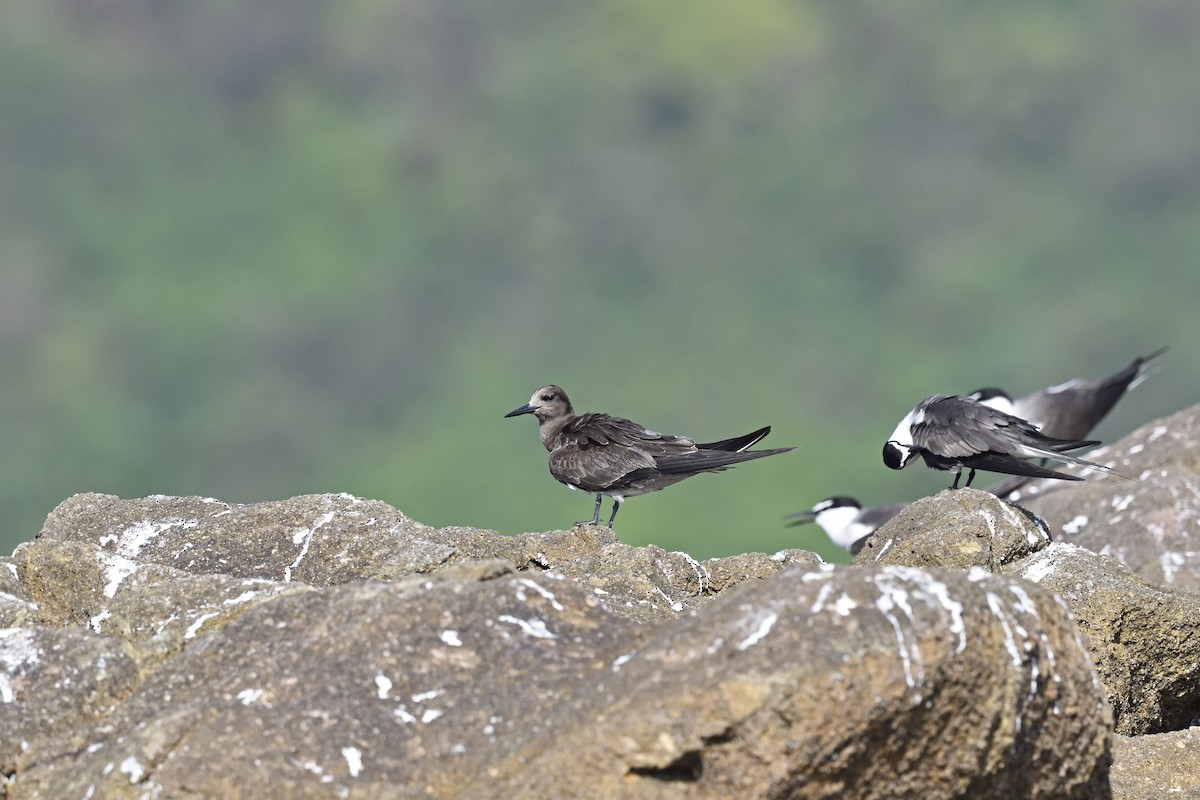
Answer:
[
  {"xmin": 1005, "ymin": 542, "xmax": 1200, "ymax": 736},
  {"xmin": 8, "ymin": 557, "xmax": 1111, "ymax": 800},
  {"xmin": 36, "ymin": 492, "xmax": 452, "ymax": 586},
  {"xmin": 0, "ymin": 558, "xmax": 39, "ymax": 628},
  {"xmin": 1010, "ymin": 405, "xmax": 1200, "ymax": 592},
  {"xmin": 0, "ymin": 625, "xmax": 140, "ymax": 782},
  {"xmin": 13, "ymin": 572, "xmax": 649, "ymax": 799},
  {"xmin": 853, "ymin": 487, "xmax": 1051, "ymax": 570},
  {"xmin": 35, "ymin": 495, "xmax": 824, "ymax": 626},
  {"xmin": 1110, "ymin": 727, "xmax": 1200, "ymax": 799},
  {"xmin": 701, "ymin": 548, "xmax": 823, "ymax": 593},
  {"xmin": 12, "ymin": 539, "xmax": 314, "ymax": 667},
  {"xmin": 464, "ymin": 564, "xmax": 1111, "ymax": 799}
]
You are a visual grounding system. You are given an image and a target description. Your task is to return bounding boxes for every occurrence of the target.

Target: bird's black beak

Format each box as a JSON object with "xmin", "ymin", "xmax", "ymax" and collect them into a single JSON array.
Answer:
[
  {"xmin": 783, "ymin": 510, "xmax": 816, "ymax": 528},
  {"xmin": 505, "ymin": 403, "xmax": 536, "ymax": 418}
]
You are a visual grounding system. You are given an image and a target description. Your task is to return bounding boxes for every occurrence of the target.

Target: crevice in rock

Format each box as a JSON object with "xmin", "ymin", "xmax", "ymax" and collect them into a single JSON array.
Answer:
[
  {"xmin": 627, "ymin": 731, "xmax": 735, "ymax": 783},
  {"xmin": 629, "ymin": 749, "xmax": 702, "ymax": 782}
]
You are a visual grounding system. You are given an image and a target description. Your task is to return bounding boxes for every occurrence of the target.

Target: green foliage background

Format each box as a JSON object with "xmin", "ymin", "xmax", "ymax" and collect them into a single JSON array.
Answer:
[{"xmin": 1, "ymin": 1, "xmax": 1195, "ymax": 561}]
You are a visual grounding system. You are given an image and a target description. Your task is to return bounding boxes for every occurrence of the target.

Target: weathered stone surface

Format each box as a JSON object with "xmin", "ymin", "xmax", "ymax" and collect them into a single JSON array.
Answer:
[
  {"xmin": 14, "ymin": 573, "xmax": 647, "ymax": 799},
  {"xmin": 467, "ymin": 564, "xmax": 1111, "ymax": 800},
  {"xmin": 1110, "ymin": 727, "xmax": 1200, "ymax": 799},
  {"xmin": 1005, "ymin": 541, "xmax": 1200, "ymax": 736},
  {"xmin": 34, "ymin": 496, "xmax": 823, "ymax": 627},
  {"xmin": 12, "ymin": 539, "xmax": 314, "ymax": 667},
  {"xmin": 32, "ymin": 409, "xmax": 1200, "ymax": 800},
  {"xmin": 36, "ymin": 492, "xmax": 451, "ymax": 586},
  {"xmin": 8, "ymin": 560, "xmax": 1111, "ymax": 800},
  {"xmin": 853, "ymin": 487, "xmax": 1051, "ymax": 570},
  {"xmin": 701, "ymin": 548, "xmax": 823, "ymax": 593},
  {"xmin": 0, "ymin": 625, "xmax": 140, "ymax": 781},
  {"xmin": 0, "ymin": 558, "xmax": 39, "ymax": 628},
  {"xmin": 1011, "ymin": 405, "xmax": 1200, "ymax": 592}
]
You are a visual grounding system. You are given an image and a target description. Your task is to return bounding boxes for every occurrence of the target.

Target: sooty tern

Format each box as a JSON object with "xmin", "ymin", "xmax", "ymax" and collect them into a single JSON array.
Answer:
[
  {"xmin": 883, "ymin": 394, "xmax": 1116, "ymax": 489},
  {"xmin": 506, "ymin": 385, "xmax": 795, "ymax": 528},
  {"xmin": 785, "ymin": 496, "xmax": 905, "ymax": 554},
  {"xmin": 967, "ymin": 347, "xmax": 1167, "ymax": 441}
]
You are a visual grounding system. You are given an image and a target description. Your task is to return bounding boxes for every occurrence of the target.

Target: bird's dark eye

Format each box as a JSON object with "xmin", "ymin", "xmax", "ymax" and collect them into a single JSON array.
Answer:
[{"xmin": 541, "ymin": 393, "xmax": 556, "ymax": 402}]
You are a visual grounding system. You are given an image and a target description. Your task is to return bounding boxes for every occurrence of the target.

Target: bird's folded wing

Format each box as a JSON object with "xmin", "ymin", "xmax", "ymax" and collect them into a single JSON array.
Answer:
[
  {"xmin": 654, "ymin": 446, "xmax": 793, "ymax": 475},
  {"xmin": 548, "ymin": 442, "xmax": 659, "ymax": 492},
  {"xmin": 561, "ymin": 413, "xmax": 694, "ymax": 449},
  {"xmin": 960, "ymin": 452, "xmax": 1084, "ymax": 481}
]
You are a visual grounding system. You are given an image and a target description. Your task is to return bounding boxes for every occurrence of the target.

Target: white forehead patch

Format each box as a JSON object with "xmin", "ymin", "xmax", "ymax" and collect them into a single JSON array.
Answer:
[
  {"xmin": 812, "ymin": 498, "xmax": 836, "ymax": 512},
  {"xmin": 888, "ymin": 409, "xmax": 918, "ymax": 447}
]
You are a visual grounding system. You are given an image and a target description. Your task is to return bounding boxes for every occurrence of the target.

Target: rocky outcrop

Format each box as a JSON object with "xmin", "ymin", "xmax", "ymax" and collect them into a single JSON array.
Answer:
[
  {"xmin": 1011, "ymin": 405, "xmax": 1200, "ymax": 592},
  {"xmin": 28, "ymin": 492, "xmax": 822, "ymax": 627},
  {"xmin": 1005, "ymin": 542, "xmax": 1200, "ymax": 736},
  {"xmin": 4, "ymin": 493, "xmax": 1110, "ymax": 799},
  {"xmin": 6, "ymin": 403, "xmax": 1200, "ymax": 797},
  {"xmin": 853, "ymin": 487, "xmax": 1051, "ymax": 570},
  {"xmin": 1110, "ymin": 727, "xmax": 1200, "ymax": 800}
]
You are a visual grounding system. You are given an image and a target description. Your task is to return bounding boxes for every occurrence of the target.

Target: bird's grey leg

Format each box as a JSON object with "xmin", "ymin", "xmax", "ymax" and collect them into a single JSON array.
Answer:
[
  {"xmin": 605, "ymin": 499, "xmax": 621, "ymax": 528},
  {"xmin": 950, "ymin": 469, "xmax": 962, "ymax": 490},
  {"xmin": 965, "ymin": 468, "xmax": 977, "ymax": 487},
  {"xmin": 576, "ymin": 494, "xmax": 603, "ymax": 527}
]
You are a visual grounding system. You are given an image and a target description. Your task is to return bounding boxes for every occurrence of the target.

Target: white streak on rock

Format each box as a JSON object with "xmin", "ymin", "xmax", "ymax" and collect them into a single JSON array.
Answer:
[
  {"xmin": 497, "ymin": 615, "xmax": 556, "ymax": 639},
  {"xmin": 117, "ymin": 518, "xmax": 197, "ymax": 560},
  {"xmin": 670, "ymin": 551, "xmax": 710, "ymax": 595},
  {"xmin": 652, "ymin": 586, "xmax": 684, "ymax": 612},
  {"xmin": 875, "ymin": 589, "xmax": 916, "ymax": 690},
  {"xmin": 985, "ymin": 592, "xmax": 1023, "ymax": 669},
  {"xmin": 737, "ymin": 610, "xmax": 778, "ymax": 651},
  {"xmin": 341, "ymin": 746, "xmax": 363, "ymax": 778},
  {"xmin": 374, "ymin": 672, "xmax": 392, "ymax": 700},
  {"xmin": 1022, "ymin": 556, "xmax": 1057, "ymax": 584},
  {"xmin": 516, "ymin": 578, "xmax": 565, "ymax": 611},
  {"xmin": 411, "ymin": 689, "xmax": 440, "ymax": 703},
  {"xmin": 800, "ymin": 567, "xmax": 835, "ymax": 583},
  {"xmin": 978, "ymin": 508, "xmax": 997, "ymax": 537},
  {"xmin": 966, "ymin": 566, "xmax": 991, "ymax": 582},
  {"xmin": 222, "ymin": 591, "xmax": 261, "ymax": 606},
  {"xmin": 439, "ymin": 630, "xmax": 462, "ymax": 647},
  {"xmin": 236, "ymin": 688, "xmax": 265, "ymax": 706},
  {"xmin": 119, "ymin": 756, "xmax": 144, "ymax": 783},
  {"xmin": 184, "ymin": 611, "xmax": 221, "ymax": 640},
  {"xmin": 0, "ymin": 628, "xmax": 41, "ymax": 703},
  {"xmin": 89, "ymin": 609, "xmax": 112, "ymax": 632},
  {"xmin": 284, "ymin": 510, "xmax": 336, "ymax": 582},
  {"xmin": 98, "ymin": 553, "xmax": 139, "ymax": 599},
  {"xmin": 809, "ymin": 582, "xmax": 834, "ymax": 614},
  {"xmin": 1062, "ymin": 515, "xmax": 1089, "ymax": 535},
  {"xmin": 833, "ymin": 593, "xmax": 858, "ymax": 616}
]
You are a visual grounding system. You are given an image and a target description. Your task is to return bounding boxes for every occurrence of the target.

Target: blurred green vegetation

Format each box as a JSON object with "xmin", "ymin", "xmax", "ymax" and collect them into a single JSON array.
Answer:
[{"xmin": 0, "ymin": 1, "xmax": 1196, "ymax": 561}]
